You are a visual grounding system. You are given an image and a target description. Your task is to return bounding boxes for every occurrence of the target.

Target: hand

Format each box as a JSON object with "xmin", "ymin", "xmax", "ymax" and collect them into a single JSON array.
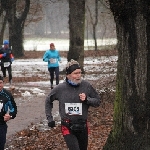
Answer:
[
  {"xmin": 48, "ymin": 121, "xmax": 55, "ymax": 128},
  {"xmin": 79, "ymin": 93, "xmax": 87, "ymax": 101},
  {"xmin": 3, "ymin": 114, "xmax": 11, "ymax": 121},
  {"xmin": 2, "ymin": 53, "xmax": 6, "ymax": 57},
  {"xmin": 11, "ymin": 58, "xmax": 14, "ymax": 62}
]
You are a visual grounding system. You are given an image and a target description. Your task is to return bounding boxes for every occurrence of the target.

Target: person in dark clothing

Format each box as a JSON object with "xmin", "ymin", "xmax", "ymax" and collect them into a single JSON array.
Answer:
[
  {"xmin": 0, "ymin": 40, "xmax": 14, "ymax": 86},
  {"xmin": 45, "ymin": 59, "xmax": 101, "ymax": 150},
  {"xmin": 43, "ymin": 43, "xmax": 61, "ymax": 89},
  {"xmin": 0, "ymin": 75, "xmax": 17, "ymax": 150}
]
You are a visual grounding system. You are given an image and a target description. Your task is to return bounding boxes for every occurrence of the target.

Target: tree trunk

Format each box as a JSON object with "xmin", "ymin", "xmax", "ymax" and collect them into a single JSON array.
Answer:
[
  {"xmin": 93, "ymin": 0, "xmax": 98, "ymax": 51},
  {"xmin": 93, "ymin": 25, "xmax": 97, "ymax": 51},
  {"xmin": 2, "ymin": 0, "xmax": 30, "ymax": 58},
  {"xmin": 0, "ymin": 13, "xmax": 7, "ymax": 45},
  {"xmin": 11, "ymin": 21, "xmax": 24, "ymax": 57},
  {"xmin": 104, "ymin": 0, "xmax": 150, "ymax": 149},
  {"xmin": 68, "ymin": 0, "xmax": 85, "ymax": 72},
  {"xmin": 86, "ymin": 0, "xmax": 98, "ymax": 51}
]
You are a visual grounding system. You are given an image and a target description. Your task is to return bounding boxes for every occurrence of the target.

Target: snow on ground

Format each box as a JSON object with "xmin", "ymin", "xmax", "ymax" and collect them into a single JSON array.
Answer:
[
  {"xmin": 24, "ymin": 38, "xmax": 117, "ymax": 51},
  {"xmin": 2, "ymin": 55, "xmax": 117, "ymax": 98}
]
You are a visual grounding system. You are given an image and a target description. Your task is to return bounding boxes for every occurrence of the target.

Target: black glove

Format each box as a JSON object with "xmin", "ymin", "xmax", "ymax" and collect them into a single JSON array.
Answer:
[{"xmin": 48, "ymin": 121, "xmax": 55, "ymax": 128}]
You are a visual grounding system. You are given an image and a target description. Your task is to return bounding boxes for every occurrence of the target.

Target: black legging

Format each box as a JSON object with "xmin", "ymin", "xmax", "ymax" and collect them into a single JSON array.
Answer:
[
  {"xmin": 0, "ymin": 124, "xmax": 7, "ymax": 150},
  {"xmin": 1, "ymin": 65, "xmax": 12, "ymax": 83},
  {"xmin": 63, "ymin": 127, "xmax": 88, "ymax": 150},
  {"xmin": 48, "ymin": 67, "xmax": 59, "ymax": 86}
]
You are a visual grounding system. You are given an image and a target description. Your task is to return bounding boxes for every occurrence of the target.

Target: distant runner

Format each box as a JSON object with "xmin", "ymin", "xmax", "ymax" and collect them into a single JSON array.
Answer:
[
  {"xmin": 0, "ymin": 40, "xmax": 14, "ymax": 89},
  {"xmin": 43, "ymin": 43, "xmax": 61, "ymax": 89}
]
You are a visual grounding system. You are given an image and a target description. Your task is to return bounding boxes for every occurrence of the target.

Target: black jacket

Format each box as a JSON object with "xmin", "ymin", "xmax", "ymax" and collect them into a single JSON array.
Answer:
[
  {"xmin": 0, "ymin": 88, "xmax": 17, "ymax": 124},
  {"xmin": 0, "ymin": 48, "xmax": 13, "ymax": 65}
]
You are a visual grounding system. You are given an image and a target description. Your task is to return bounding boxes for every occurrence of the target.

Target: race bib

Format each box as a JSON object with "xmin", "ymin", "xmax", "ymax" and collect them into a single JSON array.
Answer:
[
  {"xmin": 65, "ymin": 103, "xmax": 82, "ymax": 115},
  {"xmin": 50, "ymin": 58, "xmax": 56, "ymax": 63},
  {"xmin": 0, "ymin": 102, "xmax": 3, "ymax": 112},
  {"xmin": 4, "ymin": 62, "xmax": 10, "ymax": 67}
]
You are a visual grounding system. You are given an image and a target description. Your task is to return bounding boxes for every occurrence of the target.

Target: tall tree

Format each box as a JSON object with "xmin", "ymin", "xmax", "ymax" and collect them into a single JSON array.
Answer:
[
  {"xmin": 67, "ymin": 0, "xmax": 85, "ymax": 72},
  {"xmin": 0, "ymin": 1, "xmax": 5, "ymax": 44},
  {"xmin": 1, "ymin": 0, "xmax": 30, "ymax": 58},
  {"xmin": 0, "ymin": 10, "xmax": 7, "ymax": 45},
  {"xmin": 104, "ymin": 0, "xmax": 150, "ymax": 149},
  {"xmin": 86, "ymin": 0, "xmax": 98, "ymax": 51}
]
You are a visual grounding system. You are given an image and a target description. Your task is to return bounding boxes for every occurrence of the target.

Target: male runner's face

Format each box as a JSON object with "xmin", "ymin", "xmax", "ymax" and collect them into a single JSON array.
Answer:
[
  {"xmin": 4, "ymin": 44, "xmax": 9, "ymax": 49},
  {"xmin": 67, "ymin": 69, "xmax": 82, "ymax": 84}
]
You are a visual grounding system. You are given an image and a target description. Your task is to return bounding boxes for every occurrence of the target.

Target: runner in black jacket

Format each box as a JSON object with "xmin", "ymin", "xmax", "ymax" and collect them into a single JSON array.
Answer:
[
  {"xmin": 45, "ymin": 59, "xmax": 100, "ymax": 150},
  {"xmin": 0, "ymin": 76, "xmax": 17, "ymax": 149},
  {"xmin": 0, "ymin": 40, "xmax": 14, "ymax": 86}
]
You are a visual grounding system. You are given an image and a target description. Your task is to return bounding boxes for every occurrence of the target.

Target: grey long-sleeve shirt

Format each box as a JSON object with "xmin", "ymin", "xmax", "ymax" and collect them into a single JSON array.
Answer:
[{"xmin": 45, "ymin": 80, "xmax": 100, "ymax": 123}]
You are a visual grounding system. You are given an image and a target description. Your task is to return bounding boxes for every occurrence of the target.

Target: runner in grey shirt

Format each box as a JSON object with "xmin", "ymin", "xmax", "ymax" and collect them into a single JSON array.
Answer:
[{"xmin": 45, "ymin": 59, "xmax": 100, "ymax": 150}]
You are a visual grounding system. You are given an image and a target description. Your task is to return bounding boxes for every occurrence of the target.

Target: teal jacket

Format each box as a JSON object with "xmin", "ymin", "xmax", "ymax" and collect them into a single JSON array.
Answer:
[{"xmin": 43, "ymin": 49, "xmax": 61, "ymax": 68}]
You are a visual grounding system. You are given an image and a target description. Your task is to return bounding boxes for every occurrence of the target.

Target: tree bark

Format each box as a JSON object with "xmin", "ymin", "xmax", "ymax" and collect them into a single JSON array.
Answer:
[
  {"xmin": 86, "ymin": 0, "xmax": 98, "ymax": 51},
  {"xmin": 2, "ymin": 0, "xmax": 30, "ymax": 58},
  {"xmin": 0, "ymin": 13, "xmax": 7, "ymax": 45},
  {"xmin": 104, "ymin": 0, "xmax": 150, "ymax": 149},
  {"xmin": 93, "ymin": 0, "xmax": 98, "ymax": 51},
  {"xmin": 67, "ymin": 0, "xmax": 85, "ymax": 72}
]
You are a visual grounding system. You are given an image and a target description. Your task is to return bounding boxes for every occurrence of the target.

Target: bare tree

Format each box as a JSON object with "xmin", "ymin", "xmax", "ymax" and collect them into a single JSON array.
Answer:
[
  {"xmin": 67, "ymin": 0, "xmax": 85, "ymax": 72},
  {"xmin": 1, "ymin": 0, "xmax": 44, "ymax": 57},
  {"xmin": 0, "ymin": 0, "xmax": 8, "ymax": 45},
  {"xmin": 86, "ymin": 0, "xmax": 98, "ymax": 50},
  {"xmin": 1, "ymin": 0, "xmax": 30, "ymax": 57},
  {"xmin": 0, "ymin": 9, "xmax": 7, "ymax": 45},
  {"xmin": 104, "ymin": 0, "xmax": 150, "ymax": 149},
  {"xmin": 43, "ymin": 0, "xmax": 68, "ymax": 37}
]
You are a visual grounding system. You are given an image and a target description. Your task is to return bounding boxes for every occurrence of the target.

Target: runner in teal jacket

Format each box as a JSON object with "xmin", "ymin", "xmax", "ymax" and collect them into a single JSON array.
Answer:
[{"xmin": 43, "ymin": 43, "xmax": 61, "ymax": 89}]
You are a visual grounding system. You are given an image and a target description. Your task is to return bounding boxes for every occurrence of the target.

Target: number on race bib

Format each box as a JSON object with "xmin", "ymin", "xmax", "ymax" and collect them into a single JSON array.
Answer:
[
  {"xmin": 50, "ymin": 58, "xmax": 56, "ymax": 63},
  {"xmin": 65, "ymin": 103, "xmax": 82, "ymax": 115},
  {"xmin": 0, "ymin": 102, "xmax": 3, "ymax": 112},
  {"xmin": 4, "ymin": 62, "xmax": 10, "ymax": 67}
]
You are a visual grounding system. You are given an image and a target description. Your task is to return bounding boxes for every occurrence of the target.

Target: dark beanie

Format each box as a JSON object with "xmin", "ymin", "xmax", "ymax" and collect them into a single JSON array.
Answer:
[
  {"xmin": 66, "ymin": 62, "xmax": 81, "ymax": 75},
  {"xmin": 66, "ymin": 59, "xmax": 81, "ymax": 74}
]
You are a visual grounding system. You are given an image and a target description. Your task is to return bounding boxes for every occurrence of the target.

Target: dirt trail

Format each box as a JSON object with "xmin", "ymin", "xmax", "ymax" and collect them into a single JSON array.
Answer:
[{"xmin": 6, "ymin": 85, "xmax": 59, "ymax": 139}]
